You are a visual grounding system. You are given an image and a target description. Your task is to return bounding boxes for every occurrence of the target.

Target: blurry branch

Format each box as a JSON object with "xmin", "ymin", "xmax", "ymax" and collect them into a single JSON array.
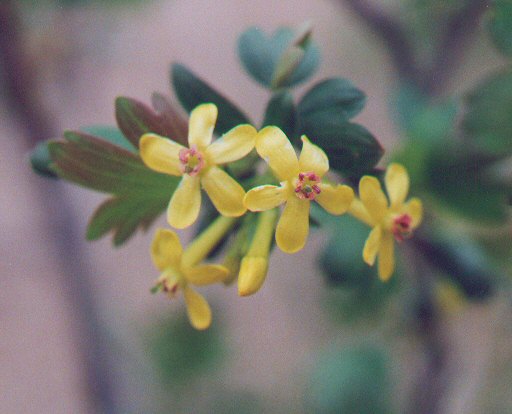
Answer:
[
  {"xmin": 0, "ymin": 2, "xmax": 54, "ymax": 146},
  {"xmin": 340, "ymin": 0, "xmax": 491, "ymax": 96},
  {"xmin": 337, "ymin": 2, "xmax": 492, "ymax": 413},
  {"xmin": 340, "ymin": 0, "xmax": 420, "ymax": 87},
  {"xmin": 0, "ymin": 2, "xmax": 119, "ymax": 413},
  {"xmin": 426, "ymin": 0, "xmax": 491, "ymax": 95},
  {"xmin": 405, "ymin": 239, "xmax": 450, "ymax": 414}
]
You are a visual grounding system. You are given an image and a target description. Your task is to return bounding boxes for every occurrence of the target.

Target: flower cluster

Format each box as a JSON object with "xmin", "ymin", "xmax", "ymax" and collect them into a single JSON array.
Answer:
[{"xmin": 141, "ymin": 103, "xmax": 423, "ymax": 329}]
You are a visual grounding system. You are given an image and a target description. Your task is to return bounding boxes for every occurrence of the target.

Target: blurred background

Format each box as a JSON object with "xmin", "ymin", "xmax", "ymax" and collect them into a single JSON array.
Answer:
[{"xmin": 1, "ymin": 0, "xmax": 511, "ymax": 413}]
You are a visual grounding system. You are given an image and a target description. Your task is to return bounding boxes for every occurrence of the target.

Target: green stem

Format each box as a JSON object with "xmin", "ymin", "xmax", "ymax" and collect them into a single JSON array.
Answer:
[
  {"xmin": 181, "ymin": 215, "xmax": 237, "ymax": 268},
  {"xmin": 246, "ymin": 209, "xmax": 278, "ymax": 258}
]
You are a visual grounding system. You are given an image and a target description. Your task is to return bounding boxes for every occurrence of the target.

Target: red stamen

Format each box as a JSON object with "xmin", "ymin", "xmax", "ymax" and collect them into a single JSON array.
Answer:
[
  {"xmin": 179, "ymin": 145, "xmax": 205, "ymax": 176},
  {"xmin": 295, "ymin": 171, "xmax": 322, "ymax": 201},
  {"xmin": 392, "ymin": 214, "xmax": 413, "ymax": 242}
]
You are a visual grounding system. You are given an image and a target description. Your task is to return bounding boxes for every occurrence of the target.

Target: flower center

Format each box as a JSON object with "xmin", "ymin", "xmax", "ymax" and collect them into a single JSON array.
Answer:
[
  {"xmin": 392, "ymin": 214, "xmax": 413, "ymax": 242},
  {"xmin": 179, "ymin": 145, "xmax": 205, "ymax": 176},
  {"xmin": 161, "ymin": 279, "xmax": 179, "ymax": 296},
  {"xmin": 294, "ymin": 171, "xmax": 321, "ymax": 200},
  {"xmin": 153, "ymin": 269, "xmax": 182, "ymax": 298}
]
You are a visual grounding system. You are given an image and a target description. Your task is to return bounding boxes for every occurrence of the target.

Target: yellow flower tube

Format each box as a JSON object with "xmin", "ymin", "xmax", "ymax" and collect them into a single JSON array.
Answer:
[{"xmin": 238, "ymin": 209, "xmax": 279, "ymax": 296}]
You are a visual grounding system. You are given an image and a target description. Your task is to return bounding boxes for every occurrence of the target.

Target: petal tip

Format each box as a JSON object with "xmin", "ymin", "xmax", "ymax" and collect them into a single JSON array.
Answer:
[{"xmin": 238, "ymin": 257, "xmax": 268, "ymax": 296}]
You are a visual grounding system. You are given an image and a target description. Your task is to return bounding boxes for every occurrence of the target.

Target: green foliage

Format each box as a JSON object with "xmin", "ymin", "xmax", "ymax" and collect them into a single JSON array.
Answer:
[
  {"xmin": 237, "ymin": 26, "xmax": 320, "ymax": 89},
  {"xmin": 298, "ymin": 78, "xmax": 366, "ymax": 131},
  {"xmin": 318, "ymin": 214, "xmax": 396, "ymax": 320},
  {"xmin": 302, "ymin": 121, "xmax": 383, "ymax": 177},
  {"xmin": 171, "ymin": 63, "xmax": 251, "ymax": 135},
  {"xmin": 394, "ymin": 84, "xmax": 510, "ymax": 226},
  {"xmin": 487, "ymin": 0, "xmax": 512, "ymax": 57},
  {"xmin": 115, "ymin": 94, "xmax": 188, "ymax": 148},
  {"xmin": 262, "ymin": 91, "xmax": 297, "ymax": 138},
  {"xmin": 287, "ymin": 77, "xmax": 381, "ymax": 176},
  {"xmin": 462, "ymin": 69, "xmax": 512, "ymax": 156},
  {"xmin": 320, "ymin": 215, "xmax": 374, "ymax": 287},
  {"xmin": 392, "ymin": 84, "xmax": 457, "ymax": 144},
  {"xmin": 147, "ymin": 313, "xmax": 224, "ymax": 387},
  {"xmin": 307, "ymin": 344, "xmax": 391, "ymax": 414},
  {"xmin": 30, "ymin": 140, "xmax": 58, "ymax": 178},
  {"xmin": 209, "ymin": 391, "xmax": 263, "ymax": 414},
  {"xmin": 415, "ymin": 230, "xmax": 498, "ymax": 299},
  {"xmin": 424, "ymin": 144, "xmax": 510, "ymax": 225},
  {"xmin": 48, "ymin": 131, "xmax": 178, "ymax": 245},
  {"xmin": 81, "ymin": 125, "xmax": 136, "ymax": 152}
]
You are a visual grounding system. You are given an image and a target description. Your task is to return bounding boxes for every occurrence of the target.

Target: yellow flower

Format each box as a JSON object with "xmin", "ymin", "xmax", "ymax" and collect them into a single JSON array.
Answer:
[
  {"xmin": 140, "ymin": 103, "xmax": 257, "ymax": 229},
  {"xmin": 244, "ymin": 126, "xmax": 354, "ymax": 253},
  {"xmin": 349, "ymin": 163, "xmax": 423, "ymax": 281},
  {"xmin": 151, "ymin": 228, "xmax": 230, "ymax": 330}
]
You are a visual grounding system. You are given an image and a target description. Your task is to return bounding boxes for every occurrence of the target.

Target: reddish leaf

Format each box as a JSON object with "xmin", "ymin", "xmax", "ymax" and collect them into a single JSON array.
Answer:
[
  {"xmin": 115, "ymin": 96, "xmax": 188, "ymax": 148},
  {"xmin": 49, "ymin": 130, "xmax": 179, "ymax": 245}
]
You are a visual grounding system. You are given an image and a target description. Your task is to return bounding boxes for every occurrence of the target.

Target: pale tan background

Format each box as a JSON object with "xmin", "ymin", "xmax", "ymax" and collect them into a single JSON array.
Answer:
[{"xmin": 1, "ymin": 1, "xmax": 511, "ymax": 413}]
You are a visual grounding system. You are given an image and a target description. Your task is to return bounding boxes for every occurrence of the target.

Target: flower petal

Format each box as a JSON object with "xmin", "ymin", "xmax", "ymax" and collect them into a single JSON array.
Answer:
[
  {"xmin": 405, "ymin": 197, "xmax": 423, "ymax": 228},
  {"xmin": 188, "ymin": 103, "xmax": 217, "ymax": 149},
  {"xmin": 139, "ymin": 133, "xmax": 185, "ymax": 176},
  {"xmin": 276, "ymin": 196, "xmax": 309, "ymax": 253},
  {"xmin": 238, "ymin": 257, "xmax": 268, "ymax": 296},
  {"xmin": 363, "ymin": 225, "xmax": 382, "ymax": 266},
  {"xmin": 244, "ymin": 185, "xmax": 288, "ymax": 211},
  {"xmin": 359, "ymin": 176, "xmax": 388, "ymax": 222},
  {"xmin": 183, "ymin": 286, "xmax": 212, "ymax": 330},
  {"xmin": 206, "ymin": 124, "xmax": 257, "ymax": 164},
  {"xmin": 378, "ymin": 231, "xmax": 395, "ymax": 281},
  {"xmin": 150, "ymin": 228, "xmax": 183, "ymax": 271},
  {"xmin": 201, "ymin": 166, "xmax": 246, "ymax": 217},
  {"xmin": 316, "ymin": 183, "xmax": 354, "ymax": 215},
  {"xmin": 168, "ymin": 175, "xmax": 201, "ymax": 228},
  {"xmin": 385, "ymin": 163, "xmax": 409, "ymax": 208},
  {"xmin": 348, "ymin": 198, "xmax": 374, "ymax": 227},
  {"xmin": 185, "ymin": 264, "xmax": 229, "ymax": 286},
  {"xmin": 298, "ymin": 136, "xmax": 329, "ymax": 177},
  {"xmin": 256, "ymin": 126, "xmax": 299, "ymax": 181}
]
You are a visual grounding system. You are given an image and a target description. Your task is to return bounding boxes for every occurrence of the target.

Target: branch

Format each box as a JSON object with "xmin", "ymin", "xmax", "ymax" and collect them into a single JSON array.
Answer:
[
  {"xmin": 0, "ymin": 2, "xmax": 120, "ymax": 412},
  {"xmin": 424, "ymin": 0, "xmax": 492, "ymax": 94},
  {"xmin": 0, "ymin": 2, "xmax": 55, "ymax": 146},
  {"xmin": 340, "ymin": 0, "xmax": 491, "ymax": 96},
  {"xmin": 340, "ymin": 0, "xmax": 421, "ymax": 87},
  {"xmin": 405, "ymin": 239, "xmax": 450, "ymax": 414}
]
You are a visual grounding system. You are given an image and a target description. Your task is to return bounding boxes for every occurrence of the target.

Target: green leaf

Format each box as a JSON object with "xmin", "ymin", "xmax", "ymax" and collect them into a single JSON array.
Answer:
[
  {"xmin": 147, "ymin": 313, "xmax": 224, "ymax": 388},
  {"xmin": 424, "ymin": 143, "xmax": 510, "ymax": 225},
  {"xmin": 81, "ymin": 125, "xmax": 136, "ymax": 153},
  {"xmin": 487, "ymin": 0, "xmax": 512, "ymax": 57},
  {"xmin": 115, "ymin": 95, "xmax": 188, "ymax": 148},
  {"xmin": 319, "ymin": 215, "xmax": 374, "ymax": 287},
  {"xmin": 307, "ymin": 344, "xmax": 391, "ymax": 414},
  {"xmin": 30, "ymin": 140, "xmax": 58, "ymax": 178},
  {"xmin": 302, "ymin": 121, "xmax": 383, "ymax": 177},
  {"xmin": 262, "ymin": 91, "xmax": 297, "ymax": 139},
  {"xmin": 415, "ymin": 231, "xmax": 497, "ymax": 300},
  {"xmin": 462, "ymin": 69, "xmax": 512, "ymax": 155},
  {"xmin": 317, "ymin": 213, "xmax": 397, "ymax": 321},
  {"xmin": 49, "ymin": 130, "xmax": 179, "ymax": 245},
  {"xmin": 237, "ymin": 26, "xmax": 320, "ymax": 89},
  {"xmin": 86, "ymin": 195, "xmax": 167, "ymax": 246},
  {"xmin": 171, "ymin": 63, "xmax": 251, "ymax": 135},
  {"xmin": 392, "ymin": 83, "xmax": 456, "ymax": 143},
  {"xmin": 298, "ymin": 78, "xmax": 366, "ymax": 132}
]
